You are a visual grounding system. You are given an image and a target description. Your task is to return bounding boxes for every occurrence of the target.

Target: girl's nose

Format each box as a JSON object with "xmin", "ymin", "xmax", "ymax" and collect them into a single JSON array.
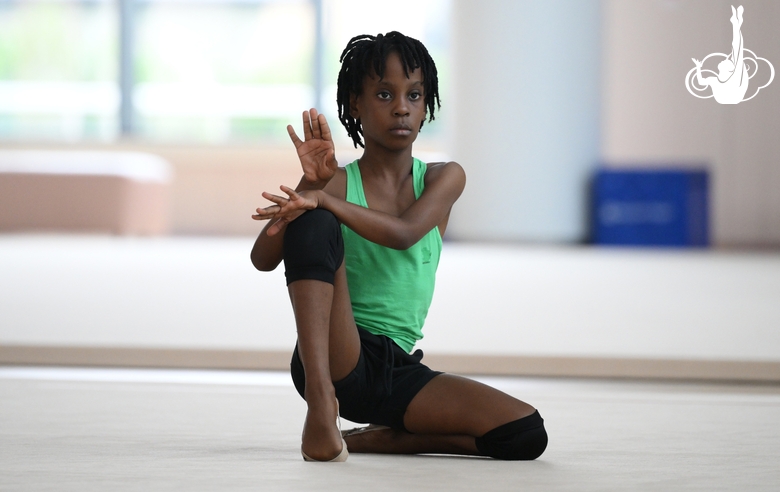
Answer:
[{"xmin": 393, "ymin": 100, "xmax": 410, "ymax": 117}]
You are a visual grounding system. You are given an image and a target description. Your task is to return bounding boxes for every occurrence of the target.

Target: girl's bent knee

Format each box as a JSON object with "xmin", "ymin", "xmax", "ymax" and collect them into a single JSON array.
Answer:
[
  {"xmin": 287, "ymin": 208, "xmax": 339, "ymax": 232},
  {"xmin": 474, "ymin": 410, "xmax": 548, "ymax": 461},
  {"xmin": 283, "ymin": 209, "xmax": 344, "ymax": 285}
]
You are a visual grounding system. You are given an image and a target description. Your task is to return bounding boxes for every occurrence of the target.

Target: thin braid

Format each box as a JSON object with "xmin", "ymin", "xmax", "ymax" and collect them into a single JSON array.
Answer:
[{"xmin": 337, "ymin": 31, "xmax": 441, "ymax": 148}]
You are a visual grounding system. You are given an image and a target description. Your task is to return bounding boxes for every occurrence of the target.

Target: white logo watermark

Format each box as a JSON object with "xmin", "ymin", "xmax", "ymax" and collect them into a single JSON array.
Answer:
[{"xmin": 685, "ymin": 5, "xmax": 774, "ymax": 104}]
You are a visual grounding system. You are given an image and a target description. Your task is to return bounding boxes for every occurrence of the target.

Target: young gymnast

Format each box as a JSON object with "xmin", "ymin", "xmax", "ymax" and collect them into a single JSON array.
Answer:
[{"xmin": 251, "ymin": 31, "xmax": 547, "ymax": 462}]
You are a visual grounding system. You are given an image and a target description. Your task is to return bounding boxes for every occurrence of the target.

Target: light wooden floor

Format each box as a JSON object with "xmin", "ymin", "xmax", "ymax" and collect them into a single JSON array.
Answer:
[{"xmin": 1, "ymin": 367, "xmax": 779, "ymax": 491}]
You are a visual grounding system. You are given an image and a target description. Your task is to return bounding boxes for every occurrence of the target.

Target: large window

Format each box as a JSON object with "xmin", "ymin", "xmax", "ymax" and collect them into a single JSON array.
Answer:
[
  {"xmin": 132, "ymin": 0, "xmax": 315, "ymax": 143},
  {"xmin": 0, "ymin": 0, "xmax": 118, "ymax": 141},
  {"xmin": 0, "ymin": 0, "xmax": 450, "ymax": 144}
]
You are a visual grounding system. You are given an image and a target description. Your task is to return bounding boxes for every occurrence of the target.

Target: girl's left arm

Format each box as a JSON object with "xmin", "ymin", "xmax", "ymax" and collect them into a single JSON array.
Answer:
[{"xmin": 255, "ymin": 161, "xmax": 466, "ymax": 250}]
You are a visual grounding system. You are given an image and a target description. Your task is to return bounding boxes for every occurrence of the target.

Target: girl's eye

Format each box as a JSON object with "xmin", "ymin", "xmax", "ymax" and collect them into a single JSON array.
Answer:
[
  {"xmin": 409, "ymin": 92, "xmax": 422, "ymax": 101},
  {"xmin": 378, "ymin": 91, "xmax": 391, "ymax": 100}
]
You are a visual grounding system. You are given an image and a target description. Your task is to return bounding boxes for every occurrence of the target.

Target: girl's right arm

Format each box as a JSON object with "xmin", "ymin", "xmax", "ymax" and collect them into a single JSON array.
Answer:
[
  {"xmin": 250, "ymin": 172, "xmax": 344, "ymax": 271},
  {"xmin": 250, "ymin": 109, "xmax": 343, "ymax": 271}
]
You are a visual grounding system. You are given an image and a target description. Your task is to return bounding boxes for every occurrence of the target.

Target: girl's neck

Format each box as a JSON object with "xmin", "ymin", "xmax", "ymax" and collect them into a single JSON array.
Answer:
[{"xmin": 358, "ymin": 144, "xmax": 414, "ymax": 181}]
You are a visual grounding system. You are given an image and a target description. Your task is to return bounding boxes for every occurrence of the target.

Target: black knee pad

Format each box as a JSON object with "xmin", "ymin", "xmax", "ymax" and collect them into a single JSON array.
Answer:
[
  {"xmin": 475, "ymin": 410, "xmax": 548, "ymax": 460},
  {"xmin": 283, "ymin": 209, "xmax": 344, "ymax": 285}
]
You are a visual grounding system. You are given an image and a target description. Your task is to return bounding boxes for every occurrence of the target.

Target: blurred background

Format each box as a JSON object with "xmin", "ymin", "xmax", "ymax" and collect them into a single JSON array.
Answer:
[{"xmin": 1, "ymin": 0, "xmax": 778, "ymax": 379}]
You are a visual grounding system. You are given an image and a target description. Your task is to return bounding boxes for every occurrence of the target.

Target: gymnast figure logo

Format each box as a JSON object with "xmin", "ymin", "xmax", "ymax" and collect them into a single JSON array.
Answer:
[{"xmin": 685, "ymin": 5, "xmax": 774, "ymax": 104}]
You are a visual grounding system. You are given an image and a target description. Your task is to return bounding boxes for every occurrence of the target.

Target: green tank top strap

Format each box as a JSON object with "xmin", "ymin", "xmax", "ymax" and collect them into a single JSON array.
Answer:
[{"xmin": 344, "ymin": 161, "xmax": 368, "ymax": 207}]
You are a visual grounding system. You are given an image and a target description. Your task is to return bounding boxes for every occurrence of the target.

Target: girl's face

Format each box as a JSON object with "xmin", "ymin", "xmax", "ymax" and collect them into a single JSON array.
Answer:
[{"xmin": 350, "ymin": 51, "xmax": 427, "ymax": 152}]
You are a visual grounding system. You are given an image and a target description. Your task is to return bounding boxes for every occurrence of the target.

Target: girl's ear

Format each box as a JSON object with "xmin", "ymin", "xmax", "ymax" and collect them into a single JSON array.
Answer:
[{"xmin": 349, "ymin": 93, "xmax": 360, "ymax": 118}]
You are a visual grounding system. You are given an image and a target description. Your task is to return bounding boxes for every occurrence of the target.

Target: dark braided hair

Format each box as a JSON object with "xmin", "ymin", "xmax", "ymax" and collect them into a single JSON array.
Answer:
[{"xmin": 337, "ymin": 31, "xmax": 440, "ymax": 148}]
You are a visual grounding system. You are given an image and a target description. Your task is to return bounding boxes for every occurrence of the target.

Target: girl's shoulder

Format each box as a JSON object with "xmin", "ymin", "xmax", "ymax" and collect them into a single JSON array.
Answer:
[
  {"xmin": 425, "ymin": 160, "xmax": 463, "ymax": 172},
  {"xmin": 424, "ymin": 160, "xmax": 466, "ymax": 185}
]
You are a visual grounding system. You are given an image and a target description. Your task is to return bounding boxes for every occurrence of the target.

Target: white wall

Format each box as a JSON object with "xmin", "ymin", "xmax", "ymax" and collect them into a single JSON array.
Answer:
[
  {"xmin": 602, "ymin": 0, "xmax": 780, "ymax": 246},
  {"xmin": 447, "ymin": 0, "xmax": 602, "ymax": 242},
  {"xmin": 447, "ymin": 0, "xmax": 780, "ymax": 247}
]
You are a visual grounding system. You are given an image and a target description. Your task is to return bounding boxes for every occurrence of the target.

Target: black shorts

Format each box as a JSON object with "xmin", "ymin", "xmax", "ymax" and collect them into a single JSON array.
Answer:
[{"xmin": 290, "ymin": 327, "xmax": 442, "ymax": 431}]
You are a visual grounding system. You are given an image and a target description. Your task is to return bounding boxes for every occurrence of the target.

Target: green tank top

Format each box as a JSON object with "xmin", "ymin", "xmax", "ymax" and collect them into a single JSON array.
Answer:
[{"xmin": 341, "ymin": 158, "xmax": 442, "ymax": 353}]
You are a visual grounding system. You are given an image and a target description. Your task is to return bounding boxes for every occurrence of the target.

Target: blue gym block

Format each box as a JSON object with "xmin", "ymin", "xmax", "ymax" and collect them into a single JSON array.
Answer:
[{"xmin": 592, "ymin": 168, "xmax": 709, "ymax": 247}]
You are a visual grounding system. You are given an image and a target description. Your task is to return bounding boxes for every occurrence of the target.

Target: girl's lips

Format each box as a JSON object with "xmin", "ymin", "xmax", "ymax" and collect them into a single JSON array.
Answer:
[{"xmin": 390, "ymin": 125, "xmax": 412, "ymax": 136}]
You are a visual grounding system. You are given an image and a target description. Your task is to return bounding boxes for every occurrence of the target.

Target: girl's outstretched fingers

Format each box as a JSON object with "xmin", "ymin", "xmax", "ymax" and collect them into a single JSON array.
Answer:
[
  {"xmin": 251, "ymin": 204, "xmax": 281, "ymax": 220},
  {"xmin": 302, "ymin": 109, "xmax": 313, "ymax": 140},
  {"xmin": 279, "ymin": 185, "xmax": 319, "ymax": 210},
  {"xmin": 317, "ymin": 112, "xmax": 333, "ymax": 142},
  {"xmin": 250, "ymin": 190, "xmax": 289, "ymax": 221},
  {"xmin": 309, "ymin": 108, "xmax": 322, "ymax": 139},
  {"xmin": 279, "ymin": 185, "xmax": 299, "ymax": 199},
  {"xmin": 287, "ymin": 124, "xmax": 303, "ymax": 149},
  {"xmin": 261, "ymin": 190, "xmax": 290, "ymax": 209},
  {"xmin": 252, "ymin": 186, "xmax": 319, "ymax": 234}
]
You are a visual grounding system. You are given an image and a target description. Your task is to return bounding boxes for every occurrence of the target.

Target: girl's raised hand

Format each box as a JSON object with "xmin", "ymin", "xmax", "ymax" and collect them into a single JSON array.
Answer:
[
  {"xmin": 287, "ymin": 109, "xmax": 338, "ymax": 187},
  {"xmin": 251, "ymin": 186, "xmax": 320, "ymax": 236}
]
